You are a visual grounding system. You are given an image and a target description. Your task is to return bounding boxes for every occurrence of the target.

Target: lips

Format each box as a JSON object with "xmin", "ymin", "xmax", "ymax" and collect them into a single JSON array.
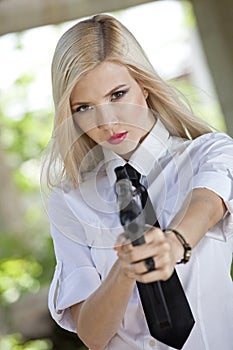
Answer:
[{"xmin": 107, "ymin": 132, "xmax": 128, "ymax": 145}]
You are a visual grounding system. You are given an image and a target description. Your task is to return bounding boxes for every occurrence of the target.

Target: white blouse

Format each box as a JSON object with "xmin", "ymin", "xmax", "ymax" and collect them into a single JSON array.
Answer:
[{"xmin": 48, "ymin": 119, "xmax": 233, "ymax": 350}]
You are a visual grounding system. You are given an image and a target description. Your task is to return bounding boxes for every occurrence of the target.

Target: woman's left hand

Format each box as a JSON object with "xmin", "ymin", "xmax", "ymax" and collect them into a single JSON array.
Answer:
[{"xmin": 114, "ymin": 227, "xmax": 181, "ymax": 283}]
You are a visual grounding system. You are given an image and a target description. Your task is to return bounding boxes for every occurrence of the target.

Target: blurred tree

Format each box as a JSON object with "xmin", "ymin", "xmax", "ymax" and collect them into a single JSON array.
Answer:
[
  {"xmin": 0, "ymin": 141, "xmax": 24, "ymax": 234},
  {"xmin": 0, "ymin": 333, "xmax": 52, "ymax": 350}
]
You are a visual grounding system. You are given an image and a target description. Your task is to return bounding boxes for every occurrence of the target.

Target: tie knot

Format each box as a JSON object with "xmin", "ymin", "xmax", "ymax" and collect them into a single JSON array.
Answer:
[
  {"xmin": 114, "ymin": 163, "xmax": 141, "ymax": 184},
  {"xmin": 124, "ymin": 163, "xmax": 141, "ymax": 183}
]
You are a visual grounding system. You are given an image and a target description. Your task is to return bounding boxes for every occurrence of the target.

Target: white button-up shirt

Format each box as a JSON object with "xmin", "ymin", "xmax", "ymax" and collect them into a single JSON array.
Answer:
[{"xmin": 48, "ymin": 119, "xmax": 233, "ymax": 350}]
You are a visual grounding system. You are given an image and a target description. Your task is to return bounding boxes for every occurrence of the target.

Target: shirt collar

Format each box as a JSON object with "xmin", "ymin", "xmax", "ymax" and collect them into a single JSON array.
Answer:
[{"xmin": 102, "ymin": 118, "xmax": 170, "ymax": 186}]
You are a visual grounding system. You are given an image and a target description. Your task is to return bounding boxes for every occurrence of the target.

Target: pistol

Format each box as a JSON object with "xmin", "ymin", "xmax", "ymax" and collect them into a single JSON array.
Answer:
[{"xmin": 114, "ymin": 166, "xmax": 172, "ymax": 330}]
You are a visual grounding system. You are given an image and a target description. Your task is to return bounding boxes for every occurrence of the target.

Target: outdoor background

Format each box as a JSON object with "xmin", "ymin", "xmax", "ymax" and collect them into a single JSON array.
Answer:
[{"xmin": 0, "ymin": 1, "xmax": 231, "ymax": 349}]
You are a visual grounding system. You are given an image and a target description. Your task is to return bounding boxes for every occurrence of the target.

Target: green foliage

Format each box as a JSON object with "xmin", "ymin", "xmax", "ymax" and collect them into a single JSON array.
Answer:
[
  {"xmin": 0, "ymin": 53, "xmax": 53, "ymax": 192},
  {"xmin": 0, "ymin": 334, "xmax": 52, "ymax": 350},
  {"xmin": 0, "ymin": 32, "xmax": 55, "ymax": 311},
  {"xmin": 0, "ymin": 234, "xmax": 29, "ymax": 260},
  {"xmin": 1, "ymin": 108, "xmax": 53, "ymax": 192},
  {"xmin": 2, "ymin": 110, "xmax": 53, "ymax": 162},
  {"xmin": 0, "ymin": 258, "xmax": 42, "ymax": 305}
]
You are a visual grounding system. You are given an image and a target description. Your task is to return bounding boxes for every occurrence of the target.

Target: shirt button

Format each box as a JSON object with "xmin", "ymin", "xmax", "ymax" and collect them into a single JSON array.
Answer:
[{"xmin": 149, "ymin": 339, "xmax": 156, "ymax": 347}]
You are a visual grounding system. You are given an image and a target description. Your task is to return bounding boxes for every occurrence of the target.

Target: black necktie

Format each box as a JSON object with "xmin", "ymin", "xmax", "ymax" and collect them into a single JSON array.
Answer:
[{"xmin": 115, "ymin": 164, "xmax": 195, "ymax": 349}]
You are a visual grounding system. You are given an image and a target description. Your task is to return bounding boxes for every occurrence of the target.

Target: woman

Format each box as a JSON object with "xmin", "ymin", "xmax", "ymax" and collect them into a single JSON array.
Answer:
[{"xmin": 44, "ymin": 14, "xmax": 233, "ymax": 350}]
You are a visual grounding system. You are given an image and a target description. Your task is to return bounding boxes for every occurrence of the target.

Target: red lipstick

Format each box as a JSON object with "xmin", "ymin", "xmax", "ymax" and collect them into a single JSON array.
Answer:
[{"xmin": 107, "ymin": 132, "xmax": 128, "ymax": 145}]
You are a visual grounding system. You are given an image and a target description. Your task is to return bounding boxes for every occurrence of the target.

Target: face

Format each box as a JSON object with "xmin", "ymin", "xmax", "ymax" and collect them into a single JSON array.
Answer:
[{"xmin": 70, "ymin": 61, "xmax": 155, "ymax": 159}]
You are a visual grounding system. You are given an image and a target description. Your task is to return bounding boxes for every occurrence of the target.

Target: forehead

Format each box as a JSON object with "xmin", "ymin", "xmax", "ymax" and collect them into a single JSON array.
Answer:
[{"xmin": 71, "ymin": 61, "xmax": 135, "ymax": 99}]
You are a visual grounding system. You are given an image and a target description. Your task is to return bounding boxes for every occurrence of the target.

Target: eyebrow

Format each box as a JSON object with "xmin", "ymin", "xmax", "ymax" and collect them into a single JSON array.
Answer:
[{"xmin": 71, "ymin": 84, "xmax": 128, "ymax": 108}]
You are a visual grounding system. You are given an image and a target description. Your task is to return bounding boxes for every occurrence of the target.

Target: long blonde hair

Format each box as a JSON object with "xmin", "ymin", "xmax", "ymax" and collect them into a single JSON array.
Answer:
[{"xmin": 46, "ymin": 13, "xmax": 212, "ymax": 188}]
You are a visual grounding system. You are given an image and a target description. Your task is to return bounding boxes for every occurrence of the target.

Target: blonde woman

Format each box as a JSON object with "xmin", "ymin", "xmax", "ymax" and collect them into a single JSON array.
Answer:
[{"xmin": 45, "ymin": 14, "xmax": 233, "ymax": 350}]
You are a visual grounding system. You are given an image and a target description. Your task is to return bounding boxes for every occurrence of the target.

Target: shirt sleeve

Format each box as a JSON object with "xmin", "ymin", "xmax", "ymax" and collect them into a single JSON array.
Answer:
[
  {"xmin": 47, "ymin": 186, "xmax": 102, "ymax": 332},
  {"xmin": 191, "ymin": 132, "xmax": 233, "ymax": 241}
]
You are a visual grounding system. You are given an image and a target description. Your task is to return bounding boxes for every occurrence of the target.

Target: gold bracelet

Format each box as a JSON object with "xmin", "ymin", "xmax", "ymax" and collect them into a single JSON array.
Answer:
[{"xmin": 165, "ymin": 229, "xmax": 192, "ymax": 264}]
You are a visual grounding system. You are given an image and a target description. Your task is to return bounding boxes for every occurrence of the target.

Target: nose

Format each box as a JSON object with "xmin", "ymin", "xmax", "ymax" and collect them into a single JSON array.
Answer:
[{"xmin": 96, "ymin": 104, "xmax": 118, "ymax": 130}]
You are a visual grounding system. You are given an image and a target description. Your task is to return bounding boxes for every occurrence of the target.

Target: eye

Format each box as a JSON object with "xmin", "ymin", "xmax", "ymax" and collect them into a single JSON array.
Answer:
[
  {"xmin": 111, "ymin": 89, "xmax": 128, "ymax": 101},
  {"xmin": 75, "ymin": 105, "xmax": 93, "ymax": 113}
]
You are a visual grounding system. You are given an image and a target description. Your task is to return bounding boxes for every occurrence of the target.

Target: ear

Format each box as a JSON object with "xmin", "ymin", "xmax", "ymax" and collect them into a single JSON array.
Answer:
[
  {"xmin": 136, "ymin": 78, "xmax": 148, "ymax": 99},
  {"xmin": 143, "ymin": 88, "xmax": 148, "ymax": 99}
]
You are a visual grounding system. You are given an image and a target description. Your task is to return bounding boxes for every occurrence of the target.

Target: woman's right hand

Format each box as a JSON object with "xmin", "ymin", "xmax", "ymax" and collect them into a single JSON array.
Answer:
[{"xmin": 114, "ymin": 227, "xmax": 177, "ymax": 284}]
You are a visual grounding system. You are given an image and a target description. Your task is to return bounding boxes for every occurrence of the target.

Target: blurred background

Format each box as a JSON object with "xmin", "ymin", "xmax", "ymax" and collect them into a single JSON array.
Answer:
[{"xmin": 0, "ymin": 0, "xmax": 232, "ymax": 349}]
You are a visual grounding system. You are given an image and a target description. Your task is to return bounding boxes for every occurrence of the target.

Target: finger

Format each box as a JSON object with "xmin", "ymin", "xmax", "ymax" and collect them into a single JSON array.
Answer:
[
  {"xmin": 114, "ymin": 232, "xmax": 130, "ymax": 250},
  {"xmin": 130, "ymin": 250, "xmax": 173, "ymax": 276},
  {"xmin": 126, "ymin": 239, "xmax": 171, "ymax": 263},
  {"xmin": 125, "ymin": 256, "xmax": 170, "ymax": 282},
  {"xmin": 115, "ymin": 232, "xmax": 128, "ymax": 246},
  {"xmin": 144, "ymin": 257, "xmax": 156, "ymax": 272},
  {"xmin": 135, "ymin": 264, "xmax": 175, "ymax": 283},
  {"xmin": 126, "ymin": 257, "xmax": 155, "ymax": 275},
  {"xmin": 117, "ymin": 246, "xmax": 134, "ymax": 263},
  {"xmin": 144, "ymin": 227, "xmax": 166, "ymax": 245}
]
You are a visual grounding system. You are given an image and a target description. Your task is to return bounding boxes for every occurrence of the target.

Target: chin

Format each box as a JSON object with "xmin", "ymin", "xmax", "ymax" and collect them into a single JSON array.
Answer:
[{"xmin": 114, "ymin": 140, "xmax": 139, "ymax": 156}]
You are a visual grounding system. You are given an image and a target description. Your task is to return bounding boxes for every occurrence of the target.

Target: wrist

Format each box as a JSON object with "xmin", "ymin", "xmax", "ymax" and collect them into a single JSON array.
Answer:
[{"xmin": 164, "ymin": 229, "xmax": 192, "ymax": 264}]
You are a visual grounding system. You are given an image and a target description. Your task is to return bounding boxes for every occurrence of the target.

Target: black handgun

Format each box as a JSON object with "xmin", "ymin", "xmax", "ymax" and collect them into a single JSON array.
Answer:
[{"xmin": 114, "ymin": 166, "xmax": 172, "ymax": 330}]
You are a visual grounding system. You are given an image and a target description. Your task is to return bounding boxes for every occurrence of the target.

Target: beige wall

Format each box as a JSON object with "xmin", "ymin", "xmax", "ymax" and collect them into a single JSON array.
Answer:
[{"xmin": 192, "ymin": 0, "xmax": 233, "ymax": 135}]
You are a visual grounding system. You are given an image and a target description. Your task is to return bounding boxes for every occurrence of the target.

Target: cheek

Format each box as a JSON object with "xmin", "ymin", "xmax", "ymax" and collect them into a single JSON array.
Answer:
[
  {"xmin": 123, "ymin": 104, "xmax": 149, "ymax": 129},
  {"xmin": 128, "ymin": 90, "xmax": 148, "ymax": 120},
  {"xmin": 75, "ymin": 117, "xmax": 95, "ymax": 133},
  {"xmin": 85, "ymin": 129, "xmax": 100, "ymax": 143}
]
